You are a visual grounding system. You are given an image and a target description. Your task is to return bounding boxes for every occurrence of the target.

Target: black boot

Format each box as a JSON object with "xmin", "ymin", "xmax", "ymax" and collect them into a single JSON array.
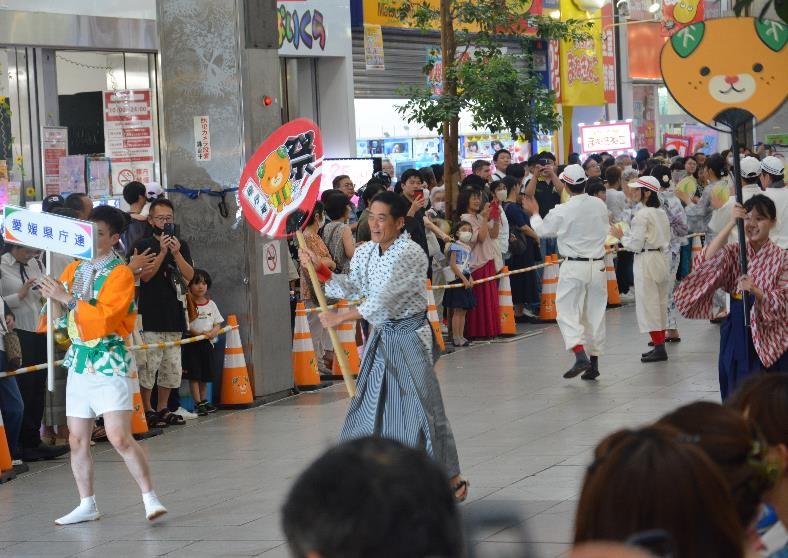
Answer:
[
  {"xmin": 641, "ymin": 344, "xmax": 668, "ymax": 362},
  {"xmin": 581, "ymin": 356, "xmax": 600, "ymax": 380}
]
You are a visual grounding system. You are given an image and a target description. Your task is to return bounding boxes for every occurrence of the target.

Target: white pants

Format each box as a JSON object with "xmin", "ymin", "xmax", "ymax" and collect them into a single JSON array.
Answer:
[
  {"xmin": 555, "ymin": 260, "xmax": 607, "ymax": 355},
  {"xmin": 634, "ymin": 251, "xmax": 670, "ymax": 333}
]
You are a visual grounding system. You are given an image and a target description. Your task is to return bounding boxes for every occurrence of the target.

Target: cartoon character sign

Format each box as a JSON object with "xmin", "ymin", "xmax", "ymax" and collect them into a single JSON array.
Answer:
[
  {"xmin": 239, "ymin": 118, "xmax": 323, "ymax": 237},
  {"xmin": 660, "ymin": 17, "xmax": 788, "ymax": 127},
  {"xmin": 662, "ymin": 0, "xmax": 704, "ymax": 34}
]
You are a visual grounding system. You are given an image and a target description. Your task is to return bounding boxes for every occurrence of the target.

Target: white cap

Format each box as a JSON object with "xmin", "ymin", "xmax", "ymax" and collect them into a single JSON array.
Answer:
[
  {"xmin": 146, "ymin": 181, "xmax": 164, "ymax": 200},
  {"xmin": 740, "ymin": 156, "xmax": 762, "ymax": 178},
  {"xmin": 559, "ymin": 164, "xmax": 587, "ymax": 185},
  {"xmin": 628, "ymin": 176, "xmax": 661, "ymax": 193},
  {"xmin": 761, "ymin": 155, "xmax": 784, "ymax": 177}
]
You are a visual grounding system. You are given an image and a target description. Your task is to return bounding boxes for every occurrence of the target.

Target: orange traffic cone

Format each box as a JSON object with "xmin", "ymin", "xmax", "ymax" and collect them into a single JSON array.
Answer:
[
  {"xmin": 605, "ymin": 247, "xmax": 621, "ymax": 308},
  {"xmin": 690, "ymin": 235, "xmax": 703, "ymax": 270},
  {"xmin": 539, "ymin": 255, "xmax": 558, "ymax": 322},
  {"xmin": 498, "ymin": 267, "xmax": 516, "ymax": 335},
  {"xmin": 130, "ymin": 379, "xmax": 149, "ymax": 435},
  {"xmin": 0, "ymin": 409, "xmax": 15, "ymax": 483},
  {"xmin": 331, "ymin": 301, "xmax": 361, "ymax": 379},
  {"xmin": 426, "ymin": 280, "xmax": 446, "ymax": 351},
  {"xmin": 219, "ymin": 315, "xmax": 254, "ymax": 407},
  {"xmin": 292, "ymin": 302, "xmax": 327, "ymax": 390}
]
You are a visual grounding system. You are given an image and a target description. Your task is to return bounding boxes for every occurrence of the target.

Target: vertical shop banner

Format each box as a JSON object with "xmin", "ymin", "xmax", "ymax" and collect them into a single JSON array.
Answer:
[
  {"xmin": 103, "ymin": 89, "xmax": 155, "ymax": 192},
  {"xmin": 559, "ymin": 0, "xmax": 605, "ymax": 106},
  {"xmin": 548, "ymin": 40, "xmax": 561, "ymax": 103},
  {"xmin": 426, "ymin": 47, "xmax": 443, "ymax": 96},
  {"xmin": 662, "ymin": 0, "xmax": 704, "ymax": 35},
  {"xmin": 41, "ymin": 127, "xmax": 68, "ymax": 197},
  {"xmin": 364, "ymin": 23, "xmax": 385, "ymax": 70},
  {"xmin": 662, "ymin": 134, "xmax": 693, "ymax": 156},
  {"xmin": 601, "ymin": 3, "xmax": 617, "ymax": 104},
  {"xmin": 193, "ymin": 116, "xmax": 211, "ymax": 162},
  {"xmin": 632, "ymin": 86, "xmax": 657, "ymax": 152}
]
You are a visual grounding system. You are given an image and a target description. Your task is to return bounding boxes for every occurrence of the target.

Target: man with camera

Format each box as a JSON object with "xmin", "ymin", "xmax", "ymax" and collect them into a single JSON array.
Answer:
[{"xmin": 132, "ymin": 199, "xmax": 194, "ymax": 427}]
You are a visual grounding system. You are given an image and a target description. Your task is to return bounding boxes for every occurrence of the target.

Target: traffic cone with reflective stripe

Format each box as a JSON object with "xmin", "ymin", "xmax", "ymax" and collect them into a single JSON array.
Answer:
[
  {"xmin": 331, "ymin": 301, "xmax": 360, "ymax": 379},
  {"xmin": 690, "ymin": 235, "xmax": 703, "ymax": 270},
  {"xmin": 130, "ymin": 378, "xmax": 150, "ymax": 435},
  {"xmin": 605, "ymin": 247, "xmax": 621, "ymax": 308},
  {"xmin": 539, "ymin": 255, "xmax": 558, "ymax": 322},
  {"xmin": 426, "ymin": 280, "xmax": 446, "ymax": 351},
  {"xmin": 292, "ymin": 303, "xmax": 326, "ymax": 390},
  {"xmin": 0, "ymin": 409, "xmax": 15, "ymax": 483},
  {"xmin": 219, "ymin": 315, "xmax": 254, "ymax": 407},
  {"xmin": 498, "ymin": 267, "xmax": 516, "ymax": 335}
]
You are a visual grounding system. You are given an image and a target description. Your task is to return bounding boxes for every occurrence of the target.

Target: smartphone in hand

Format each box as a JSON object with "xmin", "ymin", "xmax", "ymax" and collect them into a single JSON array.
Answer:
[{"xmin": 163, "ymin": 223, "xmax": 176, "ymax": 237}]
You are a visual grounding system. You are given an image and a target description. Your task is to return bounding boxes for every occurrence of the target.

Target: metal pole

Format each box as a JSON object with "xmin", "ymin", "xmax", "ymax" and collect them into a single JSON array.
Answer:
[
  {"xmin": 45, "ymin": 250, "xmax": 54, "ymax": 391},
  {"xmin": 729, "ymin": 127, "xmax": 750, "ymax": 327}
]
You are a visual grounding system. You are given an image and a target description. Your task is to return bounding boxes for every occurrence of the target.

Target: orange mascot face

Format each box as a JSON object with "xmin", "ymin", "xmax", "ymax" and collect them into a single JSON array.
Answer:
[
  {"xmin": 660, "ymin": 17, "xmax": 787, "ymax": 126},
  {"xmin": 257, "ymin": 146, "xmax": 291, "ymax": 197}
]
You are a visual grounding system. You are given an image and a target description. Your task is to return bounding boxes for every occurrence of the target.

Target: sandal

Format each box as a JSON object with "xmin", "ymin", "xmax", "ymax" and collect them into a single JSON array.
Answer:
[
  {"xmin": 146, "ymin": 411, "xmax": 168, "ymax": 429},
  {"xmin": 92, "ymin": 424, "xmax": 108, "ymax": 443},
  {"xmin": 452, "ymin": 478, "xmax": 470, "ymax": 503},
  {"xmin": 159, "ymin": 410, "xmax": 186, "ymax": 426}
]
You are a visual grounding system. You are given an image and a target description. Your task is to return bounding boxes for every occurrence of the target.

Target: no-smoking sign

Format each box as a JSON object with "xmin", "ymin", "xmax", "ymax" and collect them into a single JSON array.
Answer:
[
  {"xmin": 262, "ymin": 240, "xmax": 281, "ymax": 275},
  {"xmin": 118, "ymin": 169, "xmax": 134, "ymax": 185}
]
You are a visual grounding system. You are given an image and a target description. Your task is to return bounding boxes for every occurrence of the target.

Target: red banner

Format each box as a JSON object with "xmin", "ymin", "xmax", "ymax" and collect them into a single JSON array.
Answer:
[
  {"xmin": 239, "ymin": 119, "xmax": 323, "ymax": 238},
  {"xmin": 601, "ymin": 3, "xmax": 617, "ymax": 104}
]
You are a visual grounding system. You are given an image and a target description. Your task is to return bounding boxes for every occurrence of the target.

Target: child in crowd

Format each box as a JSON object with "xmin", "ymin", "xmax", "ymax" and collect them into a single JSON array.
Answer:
[
  {"xmin": 443, "ymin": 221, "xmax": 476, "ymax": 347},
  {"xmin": 182, "ymin": 269, "xmax": 223, "ymax": 416}
]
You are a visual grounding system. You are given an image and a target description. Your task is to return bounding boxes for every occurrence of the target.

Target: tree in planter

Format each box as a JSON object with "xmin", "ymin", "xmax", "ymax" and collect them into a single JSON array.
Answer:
[{"xmin": 394, "ymin": 0, "xmax": 592, "ymax": 211}]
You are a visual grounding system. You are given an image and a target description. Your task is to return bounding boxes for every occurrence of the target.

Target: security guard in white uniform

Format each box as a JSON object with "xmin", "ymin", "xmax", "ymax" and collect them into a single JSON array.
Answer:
[{"xmin": 524, "ymin": 164, "xmax": 610, "ymax": 380}]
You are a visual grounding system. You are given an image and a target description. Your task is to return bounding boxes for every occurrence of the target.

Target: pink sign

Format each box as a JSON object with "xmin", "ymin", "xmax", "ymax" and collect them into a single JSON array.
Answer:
[{"xmin": 579, "ymin": 122, "xmax": 633, "ymax": 154}]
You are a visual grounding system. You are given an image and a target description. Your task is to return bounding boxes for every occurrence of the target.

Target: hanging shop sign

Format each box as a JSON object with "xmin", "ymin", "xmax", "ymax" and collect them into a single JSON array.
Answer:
[
  {"xmin": 662, "ymin": 133, "xmax": 693, "ymax": 156},
  {"xmin": 103, "ymin": 89, "xmax": 155, "ymax": 191},
  {"xmin": 661, "ymin": 0, "xmax": 704, "ymax": 36},
  {"xmin": 579, "ymin": 122, "xmax": 633, "ymax": 154},
  {"xmin": 277, "ymin": 0, "xmax": 350, "ymax": 57},
  {"xmin": 364, "ymin": 23, "xmax": 385, "ymax": 70},
  {"xmin": 41, "ymin": 126, "xmax": 68, "ymax": 197},
  {"xmin": 3, "ymin": 205, "xmax": 96, "ymax": 260},
  {"xmin": 239, "ymin": 118, "xmax": 324, "ymax": 237},
  {"xmin": 559, "ymin": 0, "xmax": 605, "ymax": 106}
]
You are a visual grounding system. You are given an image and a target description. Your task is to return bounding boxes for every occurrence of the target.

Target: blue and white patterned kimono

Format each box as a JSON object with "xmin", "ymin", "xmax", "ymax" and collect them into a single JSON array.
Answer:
[{"xmin": 325, "ymin": 233, "xmax": 461, "ymax": 477}]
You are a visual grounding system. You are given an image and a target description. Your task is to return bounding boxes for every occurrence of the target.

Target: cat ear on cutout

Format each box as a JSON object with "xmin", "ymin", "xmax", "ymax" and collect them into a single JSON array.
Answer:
[
  {"xmin": 755, "ymin": 19, "xmax": 788, "ymax": 52},
  {"xmin": 671, "ymin": 23, "xmax": 705, "ymax": 58}
]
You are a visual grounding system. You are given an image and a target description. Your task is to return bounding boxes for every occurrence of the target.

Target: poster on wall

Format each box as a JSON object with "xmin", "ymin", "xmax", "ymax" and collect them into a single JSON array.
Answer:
[
  {"xmin": 683, "ymin": 125, "xmax": 719, "ymax": 154},
  {"xmin": 322, "ymin": 158, "xmax": 376, "ymax": 195},
  {"xmin": 364, "ymin": 24, "xmax": 385, "ymax": 70},
  {"xmin": 412, "ymin": 138, "xmax": 443, "ymax": 163},
  {"xmin": 383, "ymin": 138, "xmax": 412, "ymax": 160},
  {"xmin": 87, "ymin": 158, "xmax": 111, "ymax": 198},
  {"xmin": 194, "ymin": 116, "xmax": 211, "ymax": 162},
  {"xmin": 58, "ymin": 155, "xmax": 86, "ymax": 195},
  {"xmin": 579, "ymin": 122, "xmax": 634, "ymax": 154},
  {"xmin": 41, "ymin": 126, "xmax": 68, "ymax": 197},
  {"xmin": 662, "ymin": 134, "xmax": 693, "ymax": 156},
  {"xmin": 559, "ymin": 0, "xmax": 605, "ymax": 106},
  {"xmin": 103, "ymin": 89, "xmax": 155, "ymax": 191},
  {"xmin": 277, "ymin": 0, "xmax": 347, "ymax": 56}
]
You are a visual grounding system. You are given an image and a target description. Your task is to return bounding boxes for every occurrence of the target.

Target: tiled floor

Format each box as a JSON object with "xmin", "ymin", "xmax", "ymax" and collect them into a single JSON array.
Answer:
[{"xmin": 0, "ymin": 303, "xmax": 721, "ymax": 557}]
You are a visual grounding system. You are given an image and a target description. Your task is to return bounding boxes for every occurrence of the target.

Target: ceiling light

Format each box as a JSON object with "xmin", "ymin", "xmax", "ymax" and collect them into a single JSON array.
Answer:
[{"xmin": 648, "ymin": 2, "xmax": 661, "ymax": 13}]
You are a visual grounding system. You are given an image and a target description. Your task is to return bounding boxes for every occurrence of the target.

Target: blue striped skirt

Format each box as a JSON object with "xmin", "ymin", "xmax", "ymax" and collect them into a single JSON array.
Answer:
[{"xmin": 339, "ymin": 313, "xmax": 461, "ymax": 477}]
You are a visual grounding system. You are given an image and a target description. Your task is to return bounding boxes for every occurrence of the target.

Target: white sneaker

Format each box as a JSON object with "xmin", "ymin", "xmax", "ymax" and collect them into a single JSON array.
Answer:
[
  {"xmin": 619, "ymin": 292, "xmax": 636, "ymax": 303},
  {"xmin": 55, "ymin": 497, "xmax": 101, "ymax": 525},
  {"xmin": 143, "ymin": 493, "xmax": 168, "ymax": 521},
  {"xmin": 173, "ymin": 407, "xmax": 198, "ymax": 420}
]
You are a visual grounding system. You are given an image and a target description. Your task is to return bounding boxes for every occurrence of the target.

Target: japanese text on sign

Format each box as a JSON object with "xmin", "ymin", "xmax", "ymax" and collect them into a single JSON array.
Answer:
[
  {"xmin": 579, "ymin": 122, "xmax": 633, "ymax": 154},
  {"xmin": 193, "ymin": 116, "xmax": 211, "ymax": 162},
  {"xmin": 3, "ymin": 205, "xmax": 96, "ymax": 260}
]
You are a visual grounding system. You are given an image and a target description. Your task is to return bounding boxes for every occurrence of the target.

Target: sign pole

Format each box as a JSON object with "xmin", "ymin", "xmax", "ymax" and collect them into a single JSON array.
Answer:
[
  {"xmin": 295, "ymin": 230, "xmax": 355, "ymax": 397},
  {"xmin": 45, "ymin": 250, "xmax": 54, "ymax": 392},
  {"xmin": 729, "ymin": 126, "xmax": 750, "ymax": 328}
]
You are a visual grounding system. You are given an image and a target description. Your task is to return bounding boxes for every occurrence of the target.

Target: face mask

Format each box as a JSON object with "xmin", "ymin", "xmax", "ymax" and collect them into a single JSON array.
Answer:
[
  {"xmin": 458, "ymin": 231, "xmax": 473, "ymax": 243},
  {"xmin": 496, "ymin": 189, "xmax": 508, "ymax": 201},
  {"xmin": 152, "ymin": 225, "xmax": 165, "ymax": 236},
  {"xmin": 432, "ymin": 201, "xmax": 445, "ymax": 212}
]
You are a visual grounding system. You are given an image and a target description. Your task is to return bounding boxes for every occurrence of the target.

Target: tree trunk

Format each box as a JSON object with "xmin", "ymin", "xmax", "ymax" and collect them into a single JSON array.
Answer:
[{"xmin": 440, "ymin": 0, "xmax": 459, "ymax": 215}]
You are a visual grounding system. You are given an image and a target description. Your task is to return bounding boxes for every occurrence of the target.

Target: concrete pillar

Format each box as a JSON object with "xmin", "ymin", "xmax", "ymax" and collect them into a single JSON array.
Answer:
[{"xmin": 157, "ymin": 0, "xmax": 293, "ymax": 400}]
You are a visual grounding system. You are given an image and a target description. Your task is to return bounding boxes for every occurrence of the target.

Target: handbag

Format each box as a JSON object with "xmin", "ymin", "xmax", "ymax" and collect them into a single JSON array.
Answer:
[
  {"xmin": 509, "ymin": 229, "xmax": 527, "ymax": 256},
  {"xmin": 4, "ymin": 331, "xmax": 22, "ymax": 369}
]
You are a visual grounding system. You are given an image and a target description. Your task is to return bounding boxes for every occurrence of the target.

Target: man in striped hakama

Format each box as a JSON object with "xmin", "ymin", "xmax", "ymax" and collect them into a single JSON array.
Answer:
[{"xmin": 301, "ymin": 191, "xmax": 467, "ymax": 501}]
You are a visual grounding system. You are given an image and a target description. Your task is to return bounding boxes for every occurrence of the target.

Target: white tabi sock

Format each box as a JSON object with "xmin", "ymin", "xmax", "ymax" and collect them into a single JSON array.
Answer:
[
  {"xmin": 55, "ymin": 495, "xmax": 100, "ymax": 525},
  {"xmin": 142, "ymin": 490, "xmax": 167, "ymax": 520}
]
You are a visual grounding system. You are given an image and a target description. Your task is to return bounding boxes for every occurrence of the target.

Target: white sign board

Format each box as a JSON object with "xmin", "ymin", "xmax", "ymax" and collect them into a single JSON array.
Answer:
[
  {"xmin": 41, "ymin": 126, "xmax": 68, "ymax": 197},
  {"xmin": 579, "ymin": 122, "xmax": 633, "ymax": 154},
  {"xmin": 276, "ymin": 0, "xmax": 350, "ymax": 57},
  {"xmin": 262, "ymin": 240, "xmax": 282, "ymax": 275},
  {"xmin": 3, "ymin": 205, "xmax": 97, "ymax": 259},
  {"xmin": 103, "ymin": 89, "xmax": 155, "ymax": 191},
  {"xmin": 193, "ymin": 116, "xmax": 211, "ymax": 161}
]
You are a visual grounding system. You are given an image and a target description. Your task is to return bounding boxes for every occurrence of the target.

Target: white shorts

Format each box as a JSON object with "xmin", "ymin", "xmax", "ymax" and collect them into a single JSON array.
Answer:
[{"xmin": 66, "ymin": 372, "xmax": 135, "ymax": 419}]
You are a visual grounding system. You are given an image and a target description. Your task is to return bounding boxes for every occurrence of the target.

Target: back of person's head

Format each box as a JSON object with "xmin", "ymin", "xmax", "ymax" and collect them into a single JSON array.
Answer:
[
  {"xmin": 419, "ymin": 166, "xmax": 436, "ymax": 186},
  {"xmin": 567, "ymin": 152, "xmax": 581, "ymax": 165},
  {"xmin": 706, "ymin": 154, "xmax": 729, "ymax": 179},
  {"xmin": 282, "ymin": 437, "xmax": 461, "ymax": 558},
  {"xmin": 361, "ymin": 183, "xmax": 387, "ymax": 205},
  {"xmin": 605, "ymin": 165, "xmax": 622, "ymax": 186},
  {"xmin": 461, "ymin": 173, "xmax": 487, "ymax": 191},
  {"xmin": 189, "ymin": 268, "xmax": 212, "ymax": 289},
  {"xmin": 728, "ymin": 372, "xmax": 788, "ymax": 446},
  {"xmin": 471, "ymin": 159, "xmax": 490, "ymax": 174},
  {"xmin": 304, "ymin": 201, "xmax": 325, "ymax": 228},
  {"xmin": 505, "ymin": 162, "xmax": 526, "ymax": 180},
  {"xmin": 636, "ymin": 148, "xmax": 651, "ymax": 162},
  {"xmin": 622, "ymin": 168, "xmax": 640, "ymax": 185},
  {"xmin": 575, "ymin": 424, "xmax": 744, "ymax": 558},
  {"xmin": 89, "ymin": 205, "xmax": 126, "ymax": 236},
  {"xmin": 42, "ymin": 194, "xmax": 65, "ymax": 213},
  {"xmin": 122, "ymin": 181, "xmax": 147, "ymax": 205},
  {"xmin": 666, "ymin": 148, "xmax": 679, "ymax": 158},
  {"xmin": 657, "ymin": 401, "xmax": 774, "ymax": 528},
  {"xmin": 65, "ymin": 193, "xmax": 88, "ymax": 212},
  {"xmin": 323, "ymin": 192, "xmax": 350, "ymax": 221},
  {"xmin": 649, "ymin": 165, "xmax": 672, "ymax": 190},
  {"xmin": 49, "ymin": 206, "xmax": 80, "ymax": 219},
  {"xmin": 586, "ymin": 178, "xmax": 605, "ymax": 198},
  {"xmin": 431, "ymin": 163, "xmax": 444, "ymax": 184}
]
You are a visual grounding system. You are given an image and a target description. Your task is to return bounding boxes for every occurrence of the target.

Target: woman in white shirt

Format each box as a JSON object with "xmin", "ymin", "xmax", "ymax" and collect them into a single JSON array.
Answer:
[{"xmin": 610, "ymin": 176, "xmax": 672, "ymax": 363}]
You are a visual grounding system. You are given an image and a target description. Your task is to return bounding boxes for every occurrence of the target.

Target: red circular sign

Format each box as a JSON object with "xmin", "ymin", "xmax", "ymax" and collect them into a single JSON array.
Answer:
[
  {"xmin": 265, "ymin": 243, "xmax": 278, "ymax": 271},
  {"xmin": 238, "ymin": 118, "xmax": 323, "ymax": 238},
  {"xmin": 118, "ymin": 169, "xmax": 135, "ymax": 186}
]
